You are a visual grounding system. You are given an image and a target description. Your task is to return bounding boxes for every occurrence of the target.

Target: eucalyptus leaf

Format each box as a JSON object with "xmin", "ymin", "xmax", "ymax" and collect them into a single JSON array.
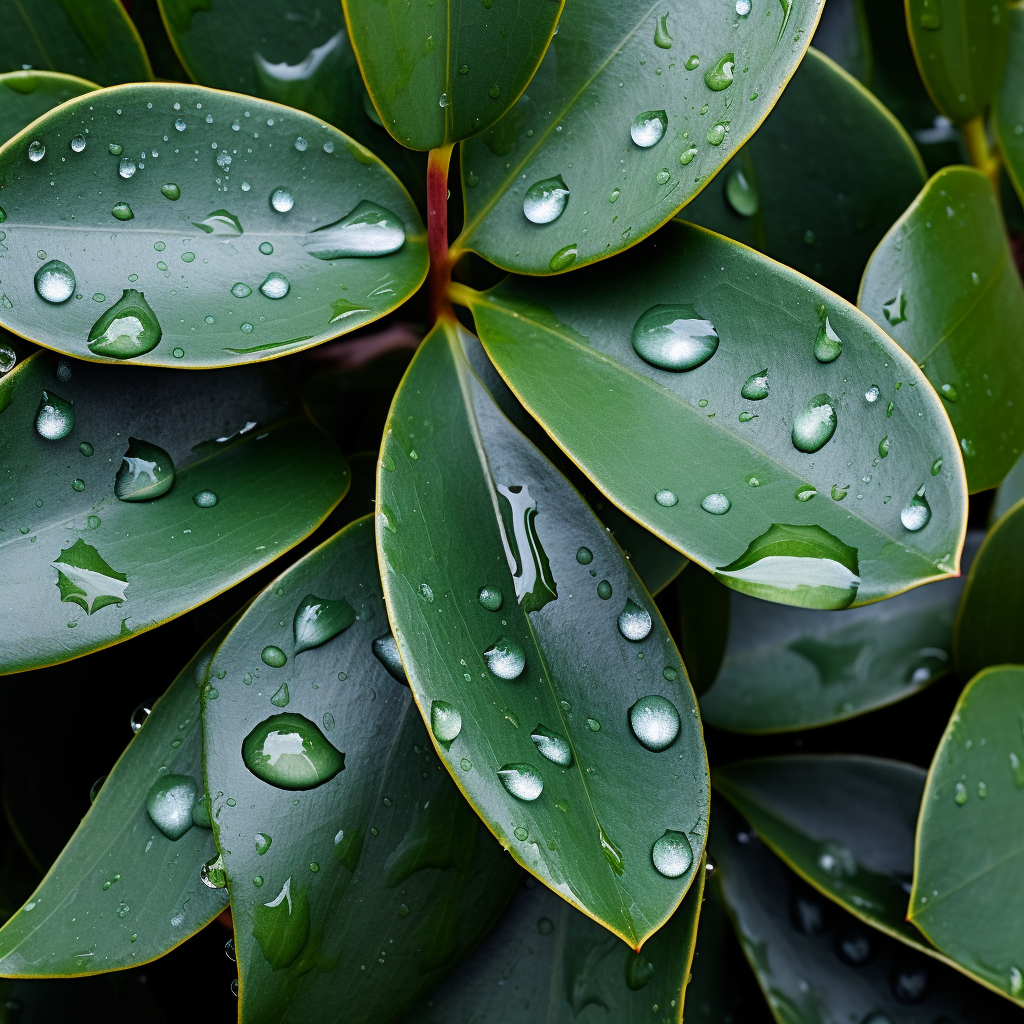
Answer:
[
  {"xmin": 859, "ymin": 166, "xmax": 1024, "ymax": 493},
  {"xmin": 0, "ymin": 350, "xmax": 349, "ymax": 674},
  {"xmin": 453, "ymin": 0, "xmax": 824, "ymax": 274},
  {"xmin": 0, "ymin": 83, "xmax": 427, "ymax": 368},
  {"xmin": 810, "ymin": 0, "xmax": 871, "ymax": 84},
  {"xmin": 992, "ymin": 449, "xmax": 1024, "ymax": 523},
  {"xmin": 904, "ymin": 0, "xmax": 1009, "ymax": 124},
  {"xmin": 343, "ymin": 0, "xmax": 563, "ymax": 151},
  {"xmin": 909, "ymin": 666, "xmax": 1024, "ymax": 1006},
  {"xmin": 377, "ymin": 319, "xmax": 708, "ymax": 948},
  {"xmin": 0, "ymin": 0, "xmax": 152, "ymax": 87},
  {"xmin": 994, "ymin": 5, "xmax": 1024, "ymax": 207},
  {"xmin": 202, "ymin": 516, "xmax": 521, "ymax": 1023},
  {"xmin": 0, "ymin": 624, "xmax": 231, "ymax": 977},
  {"xmin": 684, "ymin": 47, "xmax": 925, "ymax": 301},
  {"xmin": 0, "ymin": 71, "xmax": 99, "ymax": 148},
  {"xmin": 463, "ymin": 221, "xmax": 968, "ymax": 609}
]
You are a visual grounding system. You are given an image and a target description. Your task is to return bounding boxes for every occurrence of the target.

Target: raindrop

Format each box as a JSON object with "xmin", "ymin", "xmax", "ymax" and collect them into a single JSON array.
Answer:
[
  {"xmin": 372, "ymin": 631, "xmax": 407, "ymax": 683},
  {"xmin": 28, "ymin": 140, "xmax": 45, "ymax": 162},
  {"xmin": 115, "ymin": 438, "xmax": 175, "ymax": 501},
  {"xmin": 931, "ymin": 457, "xmax": 942, "ymax": 475},
  {"xmin": 293, "ymin": 593, "xmax": 355, "ymax": 653},
  {"xmin": 631, "ymin": 110, "xmax": 668, "ymax": 148},
  {"xmin": 87, "ymin": 290, "xmax": 162, "ymax": 359},
  {"xmin": 704, "ymin": 52, "xmax": 735, "ymax": 91},
  {"xmin": 531, "ymin": 725, "xmax": 572, "ymax": 766},
  {"xmin": 231, "ymin": 282, "xmax": 253, "ymax": 298},
  {"xmin": 836, "ymin": 924, "xmax": 875, "ymax": 965},
  {"xmin": 303, "ymin": 201, "xmax": 406, "ymax": 259},
  {"xmin": 259, "ymin": 272, "xmax": 291, "ymax": 299},
  {"xmin": 792, "ymin": 394, "xmax": 837, "ymax": 453},
  {"xmin": 35, "ymin": 390, "xmax": 74, "ymax": 439},
  {"xmin": 70, "ymin": 135, "xmax": 86, "ymax": 153},
  {"xmin": 597, "ymin": 580, "xmax": 613, "ymax": 599},
  {"xmin": 654, "ymin": 13, "xmax": 673, "ymax": 47},
  {"xmin": 618, "ymin": 598, "xmax": 653, "ymax": 641},
  {"xmin": 193, "ymin": 490, "xmax": 218, "ymax": 507},
  {"xmin": 684, "ymin": 54, "xmax": 700, "ymax": 70},
  {"xmin": 882, "ymin": 288, "xmax": 907, "ymax": 325},
  {"xmin": 146, "ymin": 774, "xmax": 197, "ymax": 840},
  {"xmin": 652, "ymin": 830, "xmax": 693, "ymax": 877},
  {"xmin": 130, "ymin": 700, "xmax": 152, "ymax": 733},
  {"xmin": 523, "ymin": 175, "xmax": 569, "ymax": 224},
  {"xmin": 270, "ymin": 188, "xmax": 294, "ymax": 213},
  {"xmin": 484, "ymin": 638, "xmax": 526, "ymax": 680},
  {"xmin": 814, "ymin": 315, "xmax": 842, "ymax": 363},
  {"xmin": 262, "ymin": 645, "xmax": 287, "ymax": 668},
  {"xmin": 736, "ymin": 0, "xmax": 751, "ymax": 15},
  {"xmin": 741, "ymin": 370, "xmax": 769, "ymax": 400},
  {"xmin": 630, "ymin": 695, "xmax": 680, "ymax": 752},
  {"xmin": 201, "ymin": 853, "xmax": 227, "ymax": 889},
  {"xmin": 497, "ymin": 763, "xmax": 544, "ymax": 801},
  {"xmin": 706, "ymin": 120, "xmax": 730, "ymax": 145},
  {"xmin": 549, "ymin": 244, "xmax": 577, "ymax": 272},
  {"xmin": 795, "ymin": 484, "xmax": 817, "ymax": 502},
  {"xmin": 225, "ymin": 938, "xmax": 236, "ymax": 962},
  {"xmin": 119, "ymin": 157, "xmax": 136, "ymax": 179},
  {"xmin": 34, "ymin": 260, "xmax": 76, "ymax": 304},
  {"xmin": 477, "ymin": 585, "xmax": 503, "ymax": 610},
  {"xmin": 879, "ymin": 436, "xmax": 890, "ymax": 458},
  {"xmin": 725, "ymin": 169, "xmax": 758, "ymax": 216},
  {"xmin": 242, "ymin": 712, "xmax": 345, "ymax": 790},
  {"xmin": 430, "ymin": 700, "xmax": 462, "ymax": 747},
  {"xmin": 701, "ymin": 493, "xmax": 731, "ymax": 515},
  {"xmin": 514, "ymin": 826, "xmax": 529, "ymax": 841},
  {"xmin": 938, "ymin": 383, "xmax": 957, "ymax": 403},
  {"xmin": 160, "ymin": 182, "xmax": 181, "ymax": 200},
  {"xmin": 901, "ymin": 485, "xmax": 931, "ymax": 531},
  {"xmin": 679, "ymin": 145, "xmax": 698, "ymax": 165},
  {"xmin": 0, "ymin": 347, "xmax": 15, "ymax": 374},
  {"xmin": 631, "ymin": 304, "xmax": 719, "ymax": 371},
  {"xmin": 294, "ymin": 136, "xmax": 308, "ymax": 152},
  {"xmin": 625, "ymin": 952, "xmax": 655, "ymax": 990},
  {"xmin": 575, "ymin": 547, "xmax": 593, "ymax": 564},
  {"xmin": 111, "ymin": 201, "xmax": 134, "ymax": 221},
  {"xmin": 655, "ymin": 489, "xmax": 678, "ymax": 507}
]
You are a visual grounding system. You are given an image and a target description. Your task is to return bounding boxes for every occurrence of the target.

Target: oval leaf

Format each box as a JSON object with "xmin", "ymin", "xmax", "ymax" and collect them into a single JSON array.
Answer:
[
  {"xmin": 377, "ymin": 319, "xmax": 708, "ymax": 948},
  {"xmin": 0, "ymin": 349, "xmax": 349, "ymax": 673},
  {"xmin": 0, "ymin": 83, "xmax": 427, "ymax": 368},
  {"xmin": 684, "ymin": 47, "xmax": 925, "ymax": 300},
  {"xmin": 203, "ymin": 516, "xmax": 520, "ymax": 1021},
  {"xmin": 994, "ymin": 6, "xmax": 1024, "ymax": 206},
  {"xmin": 0, "ymin": 71, "xmax": 99, "ymax": 147},
  {"xmin": 859, "ymin": 166, "xmax": 1024, "ymax": 493},
  {"xmin": 343, "ymin": 0, "xmax": 563, "ymax": 151},
  {"xmin": 463, "ymin": 221, "xmax": 968, "ymax": 608},
  {"xmin": 910, "ymin": 666, "xmax": 1024, "ymax": 1006},
  {"xmin": 453, "ymin": 0, "xmax": 824, "ymax": 274},
  {"xmin": 0, "ymin": 624, "xmax": 230, "ymax": 976}
]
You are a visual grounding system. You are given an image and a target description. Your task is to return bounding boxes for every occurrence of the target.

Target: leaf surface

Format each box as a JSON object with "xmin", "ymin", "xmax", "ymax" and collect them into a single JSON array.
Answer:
[
  {"xmin": 0, "ymin": 349, "xmax": 348, "ymax": 673},
  {"xmin": 994, "ymin": 5, "xmax": 1024, "ymax": 207},
  {"xmin": 0, "ymin": 83, "xmax": 426, "ymax": 368},
  {"xmin": 465, "ymin": 222, "xmax": 967, "ymax": 609},
  {"xmin": 0, "ymin": 71, "xmax": 99, "ymax": 148},
  {"xmin": 377, "ymin": 319, "xmax": 708, "ymax": 948},
  {"xmin": 454, "ymin": 0, "xmax": 824, "ymax": 274}
]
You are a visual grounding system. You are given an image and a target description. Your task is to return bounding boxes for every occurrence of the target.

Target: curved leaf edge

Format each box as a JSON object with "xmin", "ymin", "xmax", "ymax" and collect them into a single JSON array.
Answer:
[{"xmin": 0, "ymin": 69, "xmax": 102, "ymax": 98}]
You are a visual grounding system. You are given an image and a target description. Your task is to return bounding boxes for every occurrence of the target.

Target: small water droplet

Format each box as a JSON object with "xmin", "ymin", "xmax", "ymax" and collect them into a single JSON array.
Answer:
[
  {"xmin": 231, "ymin": 281, "xmax": 253, "ymax": 298},
  {"xmin": 701, "ymin": 492, "xmax": 731, "ymax": 515},
  {"xmin": 630, "ymin": 695, "xmax": 680, "ymax": 752},
  {"xmin": 954, "ymin": 780, "xmax": 968, "ymax": 805},
  {"xmin": 69, "ymin": 134, "xmax": 86, "ymax": 153},
  {"xmin": 497, "ymin": 763, "xmax": 544, "ymax": 800},
  {"xmin": 679, "ymin": 145, "xmax": 698, "ymax": 165},
  {"xmin": 740, "ymin": 369, "xmax": 769, "ymax": 400},
  {"xmin": 513, "ymin": 826, "xmax": 529, "ymax": 841},
  {"xmin": 792, "ymin": 394, "xmax": 838, "ymax": 453},
  {"xmin": 35, "ymin": 390, "xmax": 74, "ymax": 439},
  {"xmin": 270, "ymin": 188, "xmax": 294, "ymax": 213},
  {"xmin": 618, "ymin": 598, "xmax": 653, "ymax": 640},
  {"xmin": 28, "ymin": 140, "xmax": 45, "ymax": 162},
  {"xmin": 597, "ymin": 579, "xmax": 613, "ymax": 600},
  {"xmin": 523, "ymin": 175, "xmax": 569, "ymax": 224},
  {"xmin": 34, "ymin": 260, "xmax": 76, "ymax": 304},
  {"xmin": 631, "ymin": 110, "xmax": 668, "ymax": 148},
  {"xmin": 193, "ymin": 490, "xmax": 218, "ymax": 507},
  {"xmin": 725, "ymin": 168, "xmax": 758, "ymax": 216},
  {"xmin": 931, "ymin": 457, "xmax": 942, "ymax": 475},
  {"xmin": 652, "ymin": 830, "xmax": 693, "ymax": 877},
  {"xmin": 484, "ymin": 638, "xmax": 526, "ymax": 679},
  {"xmin": 146, "ymin": 774, "xmax": 196, "ymax": 840},
  {"xmin": 939, "ymin": 383, "xmax": 958, "ymax": 403},
  {"xmin": 901, "ymin": 485, "xmax": 931, "ymax": 532},
  {"xmin": 477, "ymin": 585, "xmax": 503, "ymax": 610},
  {"xmin": 704, "ymin": 52, "xmax": 735, "ymax": 91},
  {"xmin": 814, "ymin": 314, "xmax": 842, "ymax": 363},
  {"xmin": 655, "ymin": 489, "xmax": 678, "ymax": 507},
  {"xmin": 115, "ymin": 438, "xmax": 175, "ymax": 501},
  {"xmin": 111, "ymin": 201, "xmax": 134, "ymax": 221},
  {"xmin": 259, "ymin": 272, "xmax": 290, "ymax": 299},
  {"xmin": 864, "ymin": 385, "xmax": 879, "ymax": 403},
  {"xmin": 883, "ymin": 288, "xmax": 907, "ymax": 325},
  {"xmin": 684, "ymin": 54, "xmax": 700, "ymax": 70},
  {"xmin": 118, "ymin": 156, "xmax": 136, "ymax": 179},
  {"xmin": 654, "ymin": 12, "xmax": 673, "ymax": 47},
  {"xmin": 531, "ymin": 724, "xmax": 572, "ymax": 765},
  {"xmin": 575, "ymin": 547, "xmax": 593, "ymax": 565},
  {"xmin": 549, "ymin": 243, "xmax": 577, "ymax": 272},
  {"xmin": 201, "ymin": 853, "xmax": 228, "ymax": 889},
  {"xmin": 632, "ymin": 304, "xmax": 718, "ymax": 371},
  {"xmin": 262, "ymin": 645, "xmax": 287, "ymax": 668},
  {"xmin": 794, "ymin": 484, "xmax": 817, "ymax": 502},
  {"xmin": 587, "ymin": 717, "xmax": 601, "ymax": 730},
  {"xmin": 706, "ymin": 120, "xmax": 730, "ymax": 145},
  {"xmin": 430, "ymin": 700, "xmax": 462, "ymax": 747}
]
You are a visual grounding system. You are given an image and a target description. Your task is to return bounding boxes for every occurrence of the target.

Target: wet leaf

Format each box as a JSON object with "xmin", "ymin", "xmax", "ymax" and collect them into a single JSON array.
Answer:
[
  {"xmin": 463, "ymin": 221, "xmax": 967, "ymax": 609},
  {"xmin": 0, "ymin": 71, "xmax": 99, "ymax": 148},
  {"xmin": 0, "ymin": 83, "xmax": 426, "ymax": 368},
  {"xmin": 202, "ymin": 516, "xmax": 520, "ymax": 1022},
  {"xmin": 994, "ymin": 5, "xmax": 1024, "ymax": 208},
  {"xmin": 377, "ymin": 319, "xmax": 708, "ymax": 948},
  {"xmin": 0, "ymin": 350, "xmax": 349, "ymax": 673},
  {"xmin": 454, "ymin": 0, "xmax": 824, "ymax": 274}
]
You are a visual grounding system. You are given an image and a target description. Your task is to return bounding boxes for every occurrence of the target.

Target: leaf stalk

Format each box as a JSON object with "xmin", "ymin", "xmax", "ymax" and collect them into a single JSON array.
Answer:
[
  {"xmin": 427, "ymin": 143, "xmax": 455, "ymax": 324},
  {"xmin": 961, "ymin": 115, "xmax": 1001, "ymax": 192}
]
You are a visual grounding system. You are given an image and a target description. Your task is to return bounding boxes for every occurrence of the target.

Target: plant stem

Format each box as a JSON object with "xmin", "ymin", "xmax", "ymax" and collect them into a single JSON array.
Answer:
[
  {"xmin": 427, "ymin": 143, "xmax": 454, "ymax": 324},
  {"xmin": 962, "ymin": 115, "xmax": 1001, "ymax": 191},
  {"xmin": 447, "ymin": 281, "xmax": 476, "ymax": 308}
]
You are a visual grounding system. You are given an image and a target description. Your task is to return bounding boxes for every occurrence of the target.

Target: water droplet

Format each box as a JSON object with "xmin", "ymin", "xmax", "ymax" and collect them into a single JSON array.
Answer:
[
  {"xmin": 303, "ymin": 201, "xmax": 406, "ymax": 259},
  {"xmin": 736, "ymin": 370, "xmax": 769, "ymax": 402},
  {"xmin": 631, "ymin": 110, "xmax": 668, "ymax": 147},
  {"xmin": 262, "ymin": 645, "xmax": 287, "ymax": 668},
  {"xmin": 110, "ymin": 201, "xmax": 134, "ymax": 222},
  {"xmin": 253, "ymin": 833, "xmax": 273, "ymax": 856},
  {"xmin": 259, "ymin": 272, "xmax": 290, "ymax": 300},
  {"xmin": 242, "ymin": 712, "xmax": 345, "ymax": 790},
  {"xmin": 954, "ymin": 780, "xmax": 968, "ymax": 805},
  {"xmin": 938, "ymin": 383, "xmax": 957, "ymax": 403},
  {"xmin": 117, "ymin": 156, "xmax": 136, "ymax": 179},
  {"xmin": 630, "ymin": 695, "xmax": 680, "ymax": 752},
  {"xmin": 35, "ymin": 390, "xmax": 74, "ymax": 439},
  {"xmin": 460, "ymin": 757, "xmax": 472, "ymax": 771},
  {"xmin": 792, "ymin": 393, "xmax": 837, "ymax": 453},
  {"xmin": 293, "ymin": 594, "xmax": 355, "ymax": 654},
  {"xmin": 919, "ymin": 0, "xmax": 942, "ymax": 29},
  {"xmin": 706, "ymin": 120, "xmax": 730, "ymax": 145},
  {"xmin": 548, "ymin": 243, "xmax": 577, "ymax": 272},
  {"xmin": 655, "ymin": 489, "xmax": 678, "ymax": 507},
  {"xmin": 372, "ymin": 631, "xmax": 407, "ymax": 683},
  {"xmin": 488, "ymin": 83, "xmax": 500, "ymax": 99},
  {"xmin": 477, "ymin": 585, "xmax": 503, "ymax": 610},
  {"xmin": 883, "ymin": 288, "xmax": 907, "ymax": 325},
  {"xmin": 513, "ymin": 825, "xmax": 529, "ymax": 841},
  {"xmin": 618, "ymin": 598, "xmax": 653, "ymax": 640},
  {"xmin": 523, "ymin": 175, "xmax": 570, "ymax": 224},
  {"xmin": 497, "ymin": 763, "xmax": 544, "ymax": 801},
  {"xmin": 258, "ymin": 242, "xmax": 275, "ymax": 258},
  {"xmin": 652, "ymin": 830, "xmax": 693, "ymax": 877},
  {"xmin": 229, "ymin": 281, "xmax": 254, "ymax": 300},
  {"xmin": 531, "ymin": 724, "xmax": 572, "ymax": 765},
  {"xmin": 725, "ymin": 168, "xmax": 758, "ymax": 216},
  {"xmin": 891, "ymin": 959, "xmax": 930, "ymax": 1003},
  {"xmin": 146, "ymin": 774, "xmax": 196, "ymax": 840},
  {"xmin": 626, "ymin": 952, "xmax": 655, "ymax": 990},
  {"xmin": 430, "ymin": 700, "xmax": 462, "ymax": 747},
  {"xmin": 931, "ymin": 457, "xmax": 942, "ymax": 475},
  {"xmin": 684, "ymin": 54, "xmax": 700, "ymax": 70},
  {"xmin": 193, "ymin": 489, "xmax": 218, "ymax": 507},
  {"xmin": 679, "ymin": 145, "xmax": 698, "ymax": 165},
  {"xmin": 28, "ymin": 140, "xmax": 45, "ymax": 162},
  {"xmin": 877, "ymin": 435, "xmax": 890, "ymax": 459},
  {"xmin": 1011, "ymin": 966, "xmax": 1023, "ymax": 996},
  {"xmin": 114, "ymin": 438, "xmax": 175, "ymax": 501},
  {"xmin": 814, "ymin": 315, "xmax": 842, "ymax": 363},
  {"xmin": 701, "ymin": 492, "xmax": 731, "ymax": 515},
  {"xmin": 597, "ymin": 579, "xmax": 613, "ymax": 599},
  {"xmin": 201, "ymin": 853, "xmax": 228, "ymax": 889},
  {"xmin": 901, "ymin": 485, "xmax": 931, "ymax": 532},
  {"xmin": 704, "ymin": 52, "xmax": 735, "ymax": 91},
  {"xmin": 587, "ymin": 717, "xmax": 601, "ymax": 730},
  {"xmin": 794, "ymin": 484, "xmax": 817, "ymax": 502},
  {"xmin": 736, "ymin": 0, "xmax": 752, "ymax": 15},
  {"xmin": 836, "ymin": 924, "xmax": 875, "ymax": 964},
  {"xmin": 831, "ymin": 483, "xmax": 849, "ymax": 501},
  {"xmin": 575, "ymin": 547, "xmax": 593, "ymax": 565},
  {"xmin": 67, "ymin": 134, "xmax": 87, "ymax": 154},
  {"xmin": 484, "ymin": 638, "xmax": 526, "ymax": 680},
  {"xmin": 654, "ymin": 12, "xmax": 673, "ymax": 47},
  {"xmin": 88, "ymin": 290, "xmax": 162, "ymax": 359},
  {"xmin": 270, "ymin": 188, "xmax": 294, "ymax": 213},
  {"xmin": 632, "ymin": 304, "xmax": 719, "ymax": 371},
  {"xmin": 34, "ymin": 260, "xmax": 76, "ymax": 304},
  {"xmin": 270, "ymin": 683, "xmax": 290, "ymax": 708},
  {"xmin": 79, "ymin": 441, "xmax": 94, "ymax": 457}
]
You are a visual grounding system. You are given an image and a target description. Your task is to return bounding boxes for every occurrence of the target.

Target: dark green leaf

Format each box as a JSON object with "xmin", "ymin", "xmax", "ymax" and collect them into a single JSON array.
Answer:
[
  {"xmin": 992, "ymin": 449, "xmax": 1024, "ymax": 523},
  {"xmin": 859, "ymin": 166, "xmax": 1024, "ymax": 493},
  {"xmin": 453, "ymin": 0, "xmax": 824, "ymax": 274},
  {"xmin": 409, "ymin": 863, "xmax": 704, "ymax": 1024},
  {"xmin": 0, "ymin": 625, "xmax": 231, "ymax": 976},
  {"xmin": 463, "ymin": 221, "xmax": 968, "ymax": 609},
  {"xmin": 909, "ymin": 666, "xmax": 1024, "ymax": 1006},
  {"xmin": 129, "ymin": 0, "xmax": 188, "ymax": 83},
  {"xmin": 905, "ymin": 0, "xmax": 1009, "ymax": 124},
  {"xmin": 0, "ymin": 0, "xmax": 152, "ymax": 86},
  {"xmin": 0, "ymin": 71, "xmax": 99, "ymax": 147},
  {"xmin": 0, "ymin": 83, "xmax": 427, "ymax": 368},
  {"xmin": 343, "ymin": 0, "xmax": 563, "ymax": 151},
  {"xmin": 377, "ymin": 319, "xmax": 708, "ymax": 947},
  {"xmin": 994, "ymin": 6, "xmax": 1024, "ymax": 207},
  {"xmin": 684, "ymin": 47, "xmax": 925, "ymax": 300},
  {"xmin": 0, "ymin": 349, "xmax": 348, "ymax": 673},
  {"xmin": 674, "ymin": 565, "xmax": 730, "ymax": 698},
  {"xmin": 202, "ymin": 516, "xmax": 520, "ymax": 1022},
  {"xmin": 811, "ymin": 0, "xmax": 872, "ymax": 83}
]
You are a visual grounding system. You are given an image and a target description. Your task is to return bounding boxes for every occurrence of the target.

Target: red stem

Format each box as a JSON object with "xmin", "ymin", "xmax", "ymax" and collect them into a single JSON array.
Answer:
[{"xmin": 427, "ymin": 144, "xmax": 454, "ymax": 324}]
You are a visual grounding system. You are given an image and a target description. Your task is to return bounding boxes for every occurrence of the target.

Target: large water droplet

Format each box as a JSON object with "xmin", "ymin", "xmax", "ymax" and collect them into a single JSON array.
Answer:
[
  {"xmin": 865, "ymin": 385, "xmax": 879, "ymax": 402},
  {"xmin": 259, "ymin": 272, "xmax": 291, "ymax": 299},
  {"xmin": 111, "ymin": 201, "xmax": 134, "ymax": 222},
  {"xmin": 130, "ymin": 700, "xmax": 152, "ymax": 733},
  {"xmin": 707, "ymin": 120, "xmax": 730, "ymax": 146},
  {"xmin": 741, "ymin": 369, "xmax": 769, "ymax": 400},
  {"xmin": 115, "ymin": 438, "xmax": 175, "ymax": 501},
  {"xmin": 261, "ymin": 645, "xmax": 287, "ymax": 668},
  {"xmin": 477, "ymin": 585, "xmax": 503, "ymax": 610},
  {"xmin": 34, "ymin": 260, "xmax": 76, "ymax": 304},
  {"xmin": 618, "ymin": 599, "xmax": 653, "ymax": 641},
  {"xmin": 302, "ymin": 201, "xmax": 406, "ymax": 259},
  {"xmin": 704, "ymin": 52, "xmax": 735, "ymax": 91},
  {"xmin": 484, "ymin": 638, "xmax": 527, "ymax": 679},
  {"xmin": 549, "ymin": 243, "xmax": 578, "ymax": 272},
  {"xmin": 372, "ymin": 631, "xmax": 407, "ymax": 683},
  {"xmin": 701, "ymin": 492, "xmax": 731, "ymax": 515},
  {"xmin": 497, "ymin": 763, "xmax": 544, "ymax": 801},
  {"xmin": 161, "ymin": 182, "xmax": 181, "ymax": 201},
  {"xmin": 523, "ymin": 175, "xmax": 569, "ymax": 224},
  {"xmin": 530, "ymin": 724, "xmax": 572, "ymax": 766},
  {"xmin": 119, "ymin": 156, "xmax": 136, "ymax": 179},
  {"xmin": 813, "ymin": 315, "xmax": 842, "ymax": 363},
  {"xmin": 146, "ymin": 774, "xmax": 197, "ymax": 841},
  {"xmin": 293, "ymin": 594, "xmax": 355, "ymax": 653},
  {"xmin": 87, "ymin": 290, "xmax": 162, "ymax": 359},
  {"xmin": 35, "ymin": 390, "xmax": 74, "ymax": 439},
  {"xmin": 270, "ymin": 188, "xmax": 294, "ymax": 213},
  {"xmin": 654, "ymin": 13, "xmax": 673, "ymax": 47},
  {"xmin": 631, "ymin": 304, "xmax": 719, "ymax": 371},
  {"xmin": 792, "ymin": 393, "xmax": 837, "ymax": 453},
  {"xmin": 430, "ymin": 700, "xmax": 462, "ymax": 747},
  {"xmin": 655, "ymin": 489, "xmax": 678, "ymax": 507},
  {"xmin": 725, "ymin": 169, "xmax": 758, "ymax": 216},
  {"xmin": 242, "ymin": 712, "xmax": 345, "ymax": 790},
  {"xmin": 28, "ymin": 140, "xmax": 45, "ymax": 162},
  {"xmin": 901, "ymin": 485, "xmax": 931, "ymax": 531},
  {"xmin": 630, "ymin": 110, "xmax": 668, "ymax": 147},
  {"xmin": 629, "ymin": 695, "xmax": 680, "ymax": 752},
  {"xmin": 652, "ymin": 830, "xmax": 693, "ymax": 877}
]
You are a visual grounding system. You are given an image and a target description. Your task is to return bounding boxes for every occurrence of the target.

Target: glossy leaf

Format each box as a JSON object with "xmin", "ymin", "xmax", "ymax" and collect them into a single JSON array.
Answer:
[
  {"xmin": 0, "ymin": 71, "xmax": 99, "ymax": 147},
  {"xmin": 453, "ymin": 0, "xmax": 824, "ymax": 274},
  {"xmin": 0, "ymin": 349, "xmax": 349, "ymax": 673},
  {"xmin": 0, "ymin": 0, "xmax": 152, "ymax": 86},
  {"xmin": 464, "ymin": 221, "xmax": 968, "ymax": 609},
  {"xmin": 810, "ymin": 0, "xmax": 871, "ymax": 84},
  {"xmin": 377, "ymin": 319, "xmax": 708, "ymax": 948},
  {"xmin": 994, "ymin": 5, "xmax": 1024, "ymax": 207},
  {"xmin": 202, "ymin": 516, "xmax": 520, "ymax": 1023},
  {"xmin": 0, "ymin": 624, "xmax": 231, "ymax": 976},
  {"xmin": 700, "ymin": 532, "xmax": 979, "ymax": 732},
  {"xmin": 910, "ymin": 666, "xmax": 1024, "ymax": 1006},
  {"xmin": 992, "ymin": 449, "xmax": 1024, "ymax": 523},
  {"xmin": 904, "ymin": 0, "xmax": 1009, "ymax": 124},
  {"xmin": 859, "ymin": 166, "xmax": 1024, "ymax": 493},
  {"xmin": 343, "ymin": 0, "xmax": 563, "ymax": 152},
  {"xmin": 684, "ymin": 47, "xmax": 925, "ymax": 301},
  {"xmin": 0, "ymin": 83, "xmax": 427, "ymax": 368},
  {"xmin": 409, "ymin": 863, "xmax": 704, "ymax": 1024}
]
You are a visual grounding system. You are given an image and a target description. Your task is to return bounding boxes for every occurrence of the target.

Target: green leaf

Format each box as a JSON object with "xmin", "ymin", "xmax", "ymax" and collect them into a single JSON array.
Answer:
[
  {"xmin": 0, "ymin": 349, "xmax": 349, "ymax": 673},
  {"xmin": 684, "ymin": 47, "xmax": 925, "ymax": 301},
  {"xmin": 0, "ymin": 0, "xmax": 152, "ymax": 86},
  {"xmin": 994, "ymin": 5, "xmax": 1024, "ymax": 207},
  {"xmin": 904, "ymin": 0, "xmax": 1009, "ymax": 124},
  {"xmin": 674, "ymin": 565, "xmax": 731, "ymax": 698},
  {"xmin": 408, "ymin": 863, "xmax": 705, "ymax": 1024},
  {"xmin": 992, "ymin": 450, "xmax": 1024, "ymax": 523},
  {"xmin": 202, "ymin": 516, "xmax": 520, "ymax": 1022},
  {"xmin": 710, "ymin": 799, "xmax": 1024, "ymax": 1024},
  {"xmin": 0, "ymin": 71, "xmax": 99, "ymax": 147},
  {"xmin": 859, "ymin": 166, "xmax": 1024, "ymax": 493},
  {"xmin": 377, "ymin": 319, "xmax": 708, "ymax": 948},
  {"xmin": 463, "ymin": 221, "xmax": 968, "ymax": 609},
  {"xmin": 0, "ymin": 83, "xmax": 427, "ymax": 368},
  {"xmin": 699, "ymin": 534, "xmax": 976, "ymax": 732},
  {"xmin": 910, "ymin": 665, "xmax": 1024, "ymax": 1006},
  {"xmin": 343, "ymin": 0, "xmax": 563, "ymax": 152},
  {"xmin": 810, "ymin": 0, "xmax": 872, "ymax": 84},
  {"xmin": 0, "ymin": 624, "xmax": 231, "ymax": 976},
  {"xmin": 453, "ymin": 0, "xmax": 824, "ymax": 274}
]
